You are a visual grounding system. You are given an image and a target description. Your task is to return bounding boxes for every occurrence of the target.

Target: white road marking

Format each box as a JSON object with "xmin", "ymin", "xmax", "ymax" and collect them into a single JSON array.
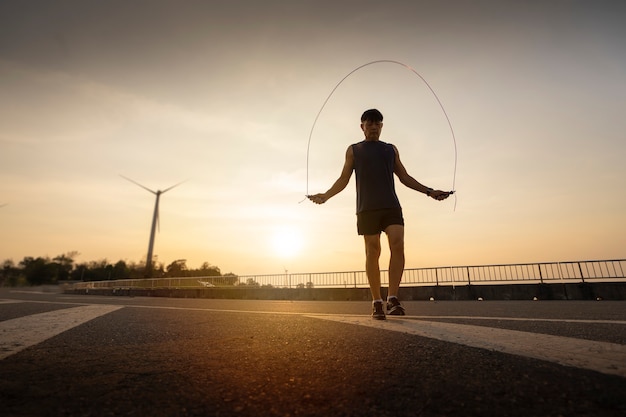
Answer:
[
  {"xmin": 9, "ymin": 290, "xmax": 48, "ymax": 294},
  {"xmin": 308, "ymin": 315, "xmax": 626, "ymax": 378},
  {"xmin": 0, "ymin": 299, "xmax": 23, "ymax": 304},
  {"xmin": 409, "ymin": 315, "xmax": 626, "ymax": 325},
  {"xmin": 3, "ymin": 298, "xmax": 624, "ymax": 377},
  {"xmin": 0, "ymin": 304, "xmax": 123, "ymax": 360},
  {"xmin": 7, "ymin": 299, "xmax": 626, "ymax": 325},
  {"xmin": 58, "ymin": 303, "xmax": 626, "ymax": 325}
]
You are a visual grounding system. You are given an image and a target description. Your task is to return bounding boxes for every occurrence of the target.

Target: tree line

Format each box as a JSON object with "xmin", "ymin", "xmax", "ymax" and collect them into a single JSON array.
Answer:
[{"xmin": 0, "ymin": 252, "xmax": 237, "ymax": 287}]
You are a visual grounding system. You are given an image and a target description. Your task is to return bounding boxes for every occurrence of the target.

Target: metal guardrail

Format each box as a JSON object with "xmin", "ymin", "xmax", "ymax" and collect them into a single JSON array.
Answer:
[{"xmin": 71, "ymin": 259, "xmax": 626, "ymax": 290}]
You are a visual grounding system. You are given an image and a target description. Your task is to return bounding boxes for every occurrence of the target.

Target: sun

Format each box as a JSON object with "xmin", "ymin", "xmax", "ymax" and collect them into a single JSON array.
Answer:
[{"xmin": 270, "ymin": 227, "xmax": 303, "ymax": 258}]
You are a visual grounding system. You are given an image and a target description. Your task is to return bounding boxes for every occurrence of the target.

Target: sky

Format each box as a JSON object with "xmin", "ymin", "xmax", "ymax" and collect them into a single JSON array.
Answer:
[{"xmin": 1, "ymin": 0, "xmax": 625, "ymax": 276}]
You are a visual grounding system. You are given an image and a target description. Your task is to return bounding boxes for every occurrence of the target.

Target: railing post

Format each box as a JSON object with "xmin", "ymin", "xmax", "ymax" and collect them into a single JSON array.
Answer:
[{"xmin": 578, "ymin": 262, "xmax": 585, "ymax": 283}]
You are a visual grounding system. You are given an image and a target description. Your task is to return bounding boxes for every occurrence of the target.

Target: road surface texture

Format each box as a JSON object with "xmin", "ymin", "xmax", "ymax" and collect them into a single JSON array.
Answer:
[{"xmin": 1, "ymin": 288, "xmax": 625, "ymax": 417}]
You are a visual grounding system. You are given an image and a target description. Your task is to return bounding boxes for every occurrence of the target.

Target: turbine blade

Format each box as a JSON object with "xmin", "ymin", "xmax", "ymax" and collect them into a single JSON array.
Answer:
[
  {"xmin": 120, "ymin": 175, "xmax": 157, "ymax": 194},
  {"xmin": 161, "ymin": 179, "xmax": 188, "ymax": 194}
]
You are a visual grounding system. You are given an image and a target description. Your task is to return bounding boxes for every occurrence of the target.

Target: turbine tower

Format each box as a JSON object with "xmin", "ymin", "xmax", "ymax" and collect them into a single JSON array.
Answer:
[{"xmin": 121, "ymin": 175, "xmax": 184, "ymax": 277}]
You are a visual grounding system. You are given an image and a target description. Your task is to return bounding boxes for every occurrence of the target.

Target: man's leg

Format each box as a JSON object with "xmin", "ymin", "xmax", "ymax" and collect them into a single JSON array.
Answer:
[
  {"xmin": 385, "ymin": 224, "xmax": 405, "ymax": 298},
  {"xmin": 363, "ymin": 234, "xmax": 382, "ymax": 300}
]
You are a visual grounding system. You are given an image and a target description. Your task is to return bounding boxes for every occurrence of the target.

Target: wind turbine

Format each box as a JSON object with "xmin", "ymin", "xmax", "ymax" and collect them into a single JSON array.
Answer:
[{"xmin": 121, "ymin": 175, "xmax": 185, "ymax": 277}]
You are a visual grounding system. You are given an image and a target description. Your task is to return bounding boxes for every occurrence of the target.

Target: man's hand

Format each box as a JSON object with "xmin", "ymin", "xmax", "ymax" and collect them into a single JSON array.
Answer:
[
  {"xmin": 307, "ymin": 193, "xmax": 328, "ymax": 204},
  {"xmin": 429, "ymin": 190, "xmax": 453, "ymax": 201}
]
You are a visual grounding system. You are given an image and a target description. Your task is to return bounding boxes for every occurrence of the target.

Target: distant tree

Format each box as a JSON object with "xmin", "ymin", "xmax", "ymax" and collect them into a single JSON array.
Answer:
[
  {"xmin": 152, "ymin": 261, "xmax": 165, "ymax": 278},
  {"xmin": 52, "ymin": 251, "xmax": 78, "ymax": 281},
  {"xmin": 244, "ymin": 278, "xmax": 260, "ymax": 287},
  {"xmin": 165, "ymin": 259, "xmax": 188, "ymax": 277},
  {"xmin": 2, "ymin": 254, "xmax": 236, "ymax": 286},
  {"xmin": 70, "ymin": 264, "xmax": 88, "ymax": 281},
  {"xmin": 221, "ymin": 272, "xmax": 239, "ymax": 286},
  {"xmin": 1, "ymin": 259, "xmax": 24, "ymax": 286},
  {"xmin": 70, "ymin": 259, "xmax": 135, "ymax": 282},
  {"xmin": 73, "ymin": 259, "xmax": 111, "ymax": 281},
  {"xmin": 127, "ymin": 261, "xmax": 147, "ymax": 279},
  {"xmin": 19, "ymin": 256, "xmax": 58, "ymax": 285},
  {"xmin": 197, "ymin": 261, "xmax": 221, "ymax": 277},
  {"xmin": 111, "ymin": 260, "xmax": 130, "ymax": 280}
]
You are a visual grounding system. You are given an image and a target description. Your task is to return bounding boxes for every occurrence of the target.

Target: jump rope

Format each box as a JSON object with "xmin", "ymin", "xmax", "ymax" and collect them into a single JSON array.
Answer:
[{"xmin": 302, "ymin": 59, "xmax": 457, "ymax": 210}]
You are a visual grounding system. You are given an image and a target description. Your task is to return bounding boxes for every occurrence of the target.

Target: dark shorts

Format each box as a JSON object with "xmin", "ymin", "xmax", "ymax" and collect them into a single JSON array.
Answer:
[{"xmin": 357, "ymin": 207, "xmax": 404, "ymax": 235}]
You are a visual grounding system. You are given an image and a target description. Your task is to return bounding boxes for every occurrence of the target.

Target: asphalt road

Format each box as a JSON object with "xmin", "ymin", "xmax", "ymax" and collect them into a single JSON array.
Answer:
[{"xmin": 1, "ymin": 288, "xmax": 625, "ymax": 417}]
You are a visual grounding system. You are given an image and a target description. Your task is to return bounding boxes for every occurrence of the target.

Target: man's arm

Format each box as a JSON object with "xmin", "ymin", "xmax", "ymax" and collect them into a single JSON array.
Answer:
[
  {"xmin": 392, "ymin": 145, "xmax": 451, "ymax": 201},
  {"xmin": 307, "ymin": 146, "xmax": 354, "ymax": 204}
]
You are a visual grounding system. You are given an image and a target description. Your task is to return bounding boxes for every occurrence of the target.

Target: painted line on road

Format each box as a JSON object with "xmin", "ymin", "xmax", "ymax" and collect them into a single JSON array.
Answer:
[
  {"xmin": 0, "ymin": 299, "xmax": 24, "ymax": 304},
  {"xmin": 11, "ymin": 298, "xmax": 626, "ymax": 325},
  {"xmin": 9, "ymin": 290, "xmax": 51, "ymax": 294},
  {"xmin": 7, "ymin": 298, "xmax": 626, "ymax": 326},
  {"xmin": 308, "ymin": 315, "xmax": 626, "ymax": 378},
  {"xmin": 46, "ymin": 301, "xmax": 626, "ymax": 325},
  {"xmin": 0, "ymin": 304, "xmax": 123, "ymax": 360},
  {"xmin": 410, "ymin": 315, "xmax": 626, "ymax": 325},
  {"xmin": 16, "ymin": 295, "xmax": 626, "ymax": 324},
  {"xmin": 3, "ymin": 299, "xmax": 624, "ymax": 375}
]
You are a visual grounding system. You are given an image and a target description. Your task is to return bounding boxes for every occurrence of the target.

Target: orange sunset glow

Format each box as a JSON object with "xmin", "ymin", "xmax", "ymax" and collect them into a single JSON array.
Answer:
[{"xmin": 1, "ymin": 1, "xmax": 624, "ymax": 276}]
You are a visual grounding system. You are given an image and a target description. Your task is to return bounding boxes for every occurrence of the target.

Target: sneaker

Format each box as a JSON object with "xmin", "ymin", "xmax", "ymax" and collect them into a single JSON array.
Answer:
[
  {"xmin": 372, "ymin": 301, "xmax": 386, "ymax": 320},
  {"xmin": 387, "ymin": 297, "xmax": 406, "ymax": 316}
]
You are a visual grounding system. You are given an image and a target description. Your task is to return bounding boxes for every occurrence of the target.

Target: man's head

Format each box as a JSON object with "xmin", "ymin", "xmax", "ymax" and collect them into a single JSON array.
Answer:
[
  {"xmin": 360, "ymin": 109, "xmax": 383, "ymax": 141},
  {"xmin": 361, "ymin": 109, "xmax": 383, "ymax": 123}
]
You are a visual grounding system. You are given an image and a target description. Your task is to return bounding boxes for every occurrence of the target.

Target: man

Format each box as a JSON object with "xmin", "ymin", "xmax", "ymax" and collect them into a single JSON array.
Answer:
[{"xmin": 308, "ymin": 109, "xmax": 451, "ymax": 320}]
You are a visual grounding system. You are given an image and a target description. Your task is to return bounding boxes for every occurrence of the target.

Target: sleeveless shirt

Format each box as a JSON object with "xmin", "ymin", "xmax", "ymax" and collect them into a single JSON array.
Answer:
[{"xmin": 352, "ymin": 140, "xmax": 401, "ymax": 213}]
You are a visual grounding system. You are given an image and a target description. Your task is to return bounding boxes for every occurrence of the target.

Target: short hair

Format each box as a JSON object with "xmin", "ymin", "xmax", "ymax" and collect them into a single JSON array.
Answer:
[{"xmin": 361, "ymin": 109, "xmax": 383, "ymax": 122}]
